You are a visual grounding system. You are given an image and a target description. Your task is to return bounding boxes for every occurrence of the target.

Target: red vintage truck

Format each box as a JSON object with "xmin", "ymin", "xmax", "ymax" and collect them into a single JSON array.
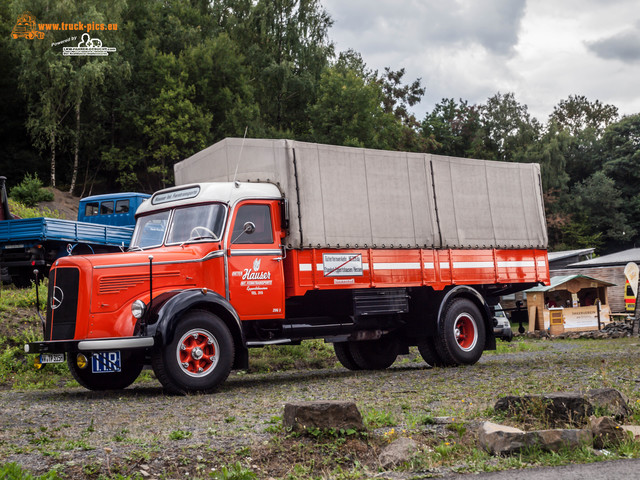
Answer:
[{"xmin": 26, "ymin": 139, "xmax": 549, "ymax": 393}]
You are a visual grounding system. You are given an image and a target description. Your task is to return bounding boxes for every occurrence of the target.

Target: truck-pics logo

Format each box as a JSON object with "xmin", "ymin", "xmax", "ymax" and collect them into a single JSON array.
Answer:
[
  {"xmin": 63, "ymin": 33, "xmax": 116, "ymax": 56},
  {"xmin": 12, "ymin": 12, "xmax": 44, "ymax": 39}
]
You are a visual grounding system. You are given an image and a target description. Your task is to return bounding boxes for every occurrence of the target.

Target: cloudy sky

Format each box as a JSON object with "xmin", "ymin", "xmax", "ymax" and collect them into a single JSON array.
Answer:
[{"xmin": 320, "ymin": 0, "xmax": 640, "ymax": 123}]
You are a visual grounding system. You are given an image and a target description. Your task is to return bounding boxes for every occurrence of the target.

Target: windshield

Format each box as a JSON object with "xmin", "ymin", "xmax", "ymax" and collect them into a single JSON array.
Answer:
[
  {"xmin": 130, "ymin": 204, "xmax": 226, "ymax": 250},
  {"xmin": 166, "ymin": 204, "xmax": 226, "ymax": 244}
]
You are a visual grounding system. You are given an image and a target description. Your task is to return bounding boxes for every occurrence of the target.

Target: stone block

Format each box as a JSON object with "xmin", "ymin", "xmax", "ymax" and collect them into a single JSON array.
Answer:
[{"xmin": 283, "ymin": 401, "xmax": 364, "ymax": 432}]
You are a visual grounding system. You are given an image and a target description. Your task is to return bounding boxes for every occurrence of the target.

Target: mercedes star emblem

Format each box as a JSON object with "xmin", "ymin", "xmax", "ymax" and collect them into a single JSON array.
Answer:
[{"xmin": 51, "ymin": 286, "xmax": 64, "ymax": 310}]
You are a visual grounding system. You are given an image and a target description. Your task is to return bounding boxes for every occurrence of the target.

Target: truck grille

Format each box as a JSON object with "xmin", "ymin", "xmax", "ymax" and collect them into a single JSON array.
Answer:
[{"xmin": 45, "ymin": 267, "xmax": 80, "ymax": 341}]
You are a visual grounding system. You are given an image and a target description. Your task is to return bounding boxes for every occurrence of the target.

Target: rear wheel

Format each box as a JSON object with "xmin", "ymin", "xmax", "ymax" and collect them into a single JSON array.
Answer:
[
  {"xmin": 333, "ymin": 342, "xmax": 362, "ymax": 371},
  {"xmin": 349, "ymin": 335, "xmax": 398, "ymax": 370},
  {"xmin": 152, "ymin": 310, "xmax": 234, "ymax": 394},
  {"xmin": 417, "ymin": 336, "xmax": 449, "ymax": 367},
  {"xmin": 435, "ymin": 298, "xmax": 486, "ymax": 366},
  {"xmin": 68, "ymin": 351, "xmax": 144, "ymax": 391}
]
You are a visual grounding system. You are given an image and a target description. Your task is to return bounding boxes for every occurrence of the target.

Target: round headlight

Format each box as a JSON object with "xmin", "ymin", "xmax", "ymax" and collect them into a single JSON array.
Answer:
[{"xmin": 131, "ymin": 299, "xmax": 147, "ymax": 319}]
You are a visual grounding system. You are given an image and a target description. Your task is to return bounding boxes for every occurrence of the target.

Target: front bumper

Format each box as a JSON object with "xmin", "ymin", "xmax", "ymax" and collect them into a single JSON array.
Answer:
[{"xmin": 25, "ymin": 336, "xmax": 155, "ymax": 354}]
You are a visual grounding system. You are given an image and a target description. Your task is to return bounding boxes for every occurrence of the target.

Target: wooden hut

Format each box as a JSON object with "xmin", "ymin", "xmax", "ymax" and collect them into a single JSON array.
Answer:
[{"xmin": 525, "ymin": 275, "xmax": 615, "ymax": 334}]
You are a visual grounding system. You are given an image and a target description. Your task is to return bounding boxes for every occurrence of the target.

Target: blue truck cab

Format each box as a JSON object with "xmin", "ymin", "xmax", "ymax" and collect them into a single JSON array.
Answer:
[{"xmin": 78, "ymin": 193, "xmax": 150, "ymax": 227}]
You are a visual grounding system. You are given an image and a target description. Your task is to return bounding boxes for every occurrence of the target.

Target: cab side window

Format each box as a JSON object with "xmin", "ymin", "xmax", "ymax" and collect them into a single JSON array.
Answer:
[
  {"xmin": 100, "ymin": 201, "xmax": 114, "ymax": 215},
  {"xmin": 84, "ymin": 202, "xmax": 99, "ymax": 216},
  {"xmin": 231, "ymin": 204, "xmax": 273, "ymax": 244},
  {"xmin": 115, "ymin": 200, "xmax": 130, "ymax": 213}
]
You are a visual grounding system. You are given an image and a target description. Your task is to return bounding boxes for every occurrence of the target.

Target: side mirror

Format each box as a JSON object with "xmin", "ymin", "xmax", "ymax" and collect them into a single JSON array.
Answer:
[{"xmin": 243, "ymin": 222, "xmax": 256, "ymax": 234}]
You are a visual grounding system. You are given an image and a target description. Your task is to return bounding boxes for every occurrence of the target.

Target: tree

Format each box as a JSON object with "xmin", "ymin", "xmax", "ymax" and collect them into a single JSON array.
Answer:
[
  {"xmin": 376, "ymin": 67, "xmax": 428, "ymax": 152},
  {"xmin": 215, "ymin": 0, "xmax": 334, "ymax": 134},
  {"xmin": 601, "ymin": 113, "xmax": 640, "ymax": 245},
  {"xmin": 477, "ymin": 92, "xmax": 540, "ymax": 162},
  {"xmin": 550, "ymin": 94, "xmax": 619, "ymax": 137},
  {"xmin": 549, "ymin": 95, "xmax": 619, "ymax": 185},
  {"xmin": 307, "ymin": 63, "xmax": 399, "ymax": 149},
  {"xmin": 422, "ymin": 98, "xmax": 482, "ymax": 157},
  {"xmin": 571, "ymin": 171, "xmax": 634, "ymax": 251}
]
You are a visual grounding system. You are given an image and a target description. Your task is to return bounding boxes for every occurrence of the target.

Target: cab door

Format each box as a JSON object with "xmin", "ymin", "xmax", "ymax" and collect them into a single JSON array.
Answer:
[{"xmin": 227, "ymin": 200, "xmax": 285, "ymax": 320}]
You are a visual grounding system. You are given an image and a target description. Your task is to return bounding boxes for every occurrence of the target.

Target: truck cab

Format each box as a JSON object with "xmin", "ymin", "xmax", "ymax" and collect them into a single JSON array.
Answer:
[{"xmin": 78, "ymin": 192, "xmax": 150, "ymax": 227}]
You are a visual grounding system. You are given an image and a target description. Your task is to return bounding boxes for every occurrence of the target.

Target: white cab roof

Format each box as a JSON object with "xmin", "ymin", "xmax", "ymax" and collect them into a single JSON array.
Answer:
[{"xmin": 136, "ymin": 182, "xmax": 282, "ymax": 216}]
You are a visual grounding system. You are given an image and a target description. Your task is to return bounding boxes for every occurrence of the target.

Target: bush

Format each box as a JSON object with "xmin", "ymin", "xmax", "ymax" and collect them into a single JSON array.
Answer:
[
  {"xmin": 9, "ymin": 173, "xmax": 54, "ymax": 207},
  {"xmin": 7, "ymin": 199, "xmax": 63, "ymax": 220}
]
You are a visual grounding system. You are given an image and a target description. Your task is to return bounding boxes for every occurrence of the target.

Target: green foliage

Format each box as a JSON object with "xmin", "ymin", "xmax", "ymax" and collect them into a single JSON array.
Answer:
[
  {"xmin": 169, "ymin": 429, "xmax": 193, "ymax": 440},
  {"xmin": 248, "ymin": 339, "xmax": 334, "ymax": 373},
  {"xmin": 0, "ymin": 462, "xmax": 63, "ymax": 479},
  {"xmin": 2, "ymin": 0, "xmax": 640, "ymax": 253},
  {"xmin": 363, "ymin": 408, "xmax": 396, "ymax": 429},
  {"xmin": 210, "ymin": 462, "xmax": 257, "ymax": 480},
  {"xmin": 9, "ymin": 173, "xmax": 53, "ymax": 207},
  {"xmin": 7, "ymin": 199, "xmax": 64, "ymax": 220}
]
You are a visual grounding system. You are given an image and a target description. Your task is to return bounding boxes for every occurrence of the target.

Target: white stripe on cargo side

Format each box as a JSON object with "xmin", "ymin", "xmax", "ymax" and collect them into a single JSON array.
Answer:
[
  {"xmin": 453, "ymin": 261, "xmax": 495, "ymax": 269},
  {"xmin": 373, "ymin": 262, "xmax": 421, "ymax": 270},
  {"xmin": 497, "ymin": 261, "xmax": 535, "ymax": 268}
]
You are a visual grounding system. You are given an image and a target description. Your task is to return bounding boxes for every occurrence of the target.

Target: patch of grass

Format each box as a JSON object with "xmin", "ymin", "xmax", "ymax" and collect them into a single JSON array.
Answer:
[
  {"xmin": 248, "ymin": 339, "xmax": 335, "ymax": 373},
  {"xmin": 210, "ymin": 462, "xmax": 257, "ymax": 479},
  {"xmin": 169, "ymin": 429, "xmax": 193, "ymax": 440},
  {"xmin": 0, "ymin": 462, "xmax": 63, "ymax": 479},
  {"xmin": 363, "ymin": 408, "xmax": 397, "ymax": 429},
  {"xmin": 487, "ymin": 337, "xmax": 551, "ymax": 355}
]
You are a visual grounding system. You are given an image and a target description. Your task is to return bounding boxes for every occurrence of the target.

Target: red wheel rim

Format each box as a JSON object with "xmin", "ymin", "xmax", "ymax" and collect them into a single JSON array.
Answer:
[
  {"xmin": 454, "ymin": 313, "xmax": 478, "ymax": 352},
  {"xmin": 176, "ymin": 328, "xmax": 219, "ymax": 377}
]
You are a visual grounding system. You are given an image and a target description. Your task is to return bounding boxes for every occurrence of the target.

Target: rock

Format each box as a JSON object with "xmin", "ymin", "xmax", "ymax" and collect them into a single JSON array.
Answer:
[
  {"xmin": 478, "ymin": 421, "xmax": 528, "ymax": 454},
  {"xmin": 283, "ymin": 401, "xmax": 364, "ymax": 432},
  {"xmin": 589, "ymin": 416, "xmax": 627, "ymax": 448},
  {"xmin": 621, "ymin": 425, "xmax": 640, "ymax": 440},
  {"xmin": 529, "ymin": 429, "xmax": 592, "ymax": 451},
  {"xmin": 586, "ymin": 388, "xmax": 629, "ymax": 419},
  {"xmin": 494, "ymin": 393, "xmax": 593, "ymax": 426},
  {"xmin": 479, "ymin": 422, "xmax": 593, "ymax": 455},
  {"xmin": 379, "ymin": 437, "xmax": 419, "ymax": 468}
]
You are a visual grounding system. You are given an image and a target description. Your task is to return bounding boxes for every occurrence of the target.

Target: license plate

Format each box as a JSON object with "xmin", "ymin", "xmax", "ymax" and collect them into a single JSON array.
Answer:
[
  {"xmin": 91, "ymin": 351, "xmax": 122, "ymax": 373},
  {"xmin": 39, "ymin": 353, "xmax": 65, "ymax": 364}
]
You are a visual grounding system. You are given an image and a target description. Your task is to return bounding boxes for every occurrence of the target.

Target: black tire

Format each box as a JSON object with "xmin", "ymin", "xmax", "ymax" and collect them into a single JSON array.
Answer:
[
  {"xmin": 333, "ymin": 342, "xmax": 362, "ymax": 371},
  {"xmin": 68, "ymin": 351, "xmax": 144, "ymax": 391},
  {"xmin": 152, "ymin": 310, "xmax": 234, "ymax": 394},
  {"xmin": 10, "ymin": 268, "xmax": 33, "ymax": 289},
  {"xmin": 417, "ymin": 336, "xmax": 449, "ymax": 367},
  {"xmin": 435, "ymin": 298, "xmax": 486, "ymax": 366},
  {"xmin": 349, "ymin": 335, "xmax": 398, "ymax": 370}
]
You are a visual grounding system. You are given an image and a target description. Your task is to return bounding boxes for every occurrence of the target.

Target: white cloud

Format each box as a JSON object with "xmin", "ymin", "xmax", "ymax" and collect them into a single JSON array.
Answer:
[{"xmin": 321, "ymin": 0, "xmax": 640, "ymax": 122}]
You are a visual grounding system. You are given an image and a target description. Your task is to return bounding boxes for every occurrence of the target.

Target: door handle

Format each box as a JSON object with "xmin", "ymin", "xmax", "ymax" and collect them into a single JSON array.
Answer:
[{"xmin": 273, "ymin": 257, "xmax": 283, "ymax": 262}]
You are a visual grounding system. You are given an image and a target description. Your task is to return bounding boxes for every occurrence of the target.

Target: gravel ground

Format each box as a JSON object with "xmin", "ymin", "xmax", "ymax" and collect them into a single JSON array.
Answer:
[{"xmin": 2, "ymin": 338, "xmax": 640, "ymax": 479}]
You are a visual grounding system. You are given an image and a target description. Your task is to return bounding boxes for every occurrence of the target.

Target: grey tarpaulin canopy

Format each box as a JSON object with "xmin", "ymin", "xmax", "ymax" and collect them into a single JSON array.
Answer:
[{"xmin": 174, "ymin": 138, "xmax": 548, "ymax": 250}]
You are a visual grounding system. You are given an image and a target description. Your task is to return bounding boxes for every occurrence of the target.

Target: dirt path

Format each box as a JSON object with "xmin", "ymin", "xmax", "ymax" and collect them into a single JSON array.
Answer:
[{"xmin": 2, "ymin": 339, "xmax": 640, "ymax": 479}]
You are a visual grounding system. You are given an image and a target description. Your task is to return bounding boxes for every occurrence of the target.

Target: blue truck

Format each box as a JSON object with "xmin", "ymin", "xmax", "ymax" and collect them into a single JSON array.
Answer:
[{"xmin": 0, "ymin": 177, "xmax": 149, "ymax": 287}]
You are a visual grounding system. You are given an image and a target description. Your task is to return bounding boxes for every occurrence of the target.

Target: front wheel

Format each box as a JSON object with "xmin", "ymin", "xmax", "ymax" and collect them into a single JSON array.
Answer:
[
  {"xmin": 68, "ymin": 351, "xmax": 144, "ymax": 391},
  {"xmin": 435, "ymin": 298, "xmax": 486, "ymax": 366},
  {"xmin": 152, "ymin": 310, "xmax": 234, "ymax": 394}
]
